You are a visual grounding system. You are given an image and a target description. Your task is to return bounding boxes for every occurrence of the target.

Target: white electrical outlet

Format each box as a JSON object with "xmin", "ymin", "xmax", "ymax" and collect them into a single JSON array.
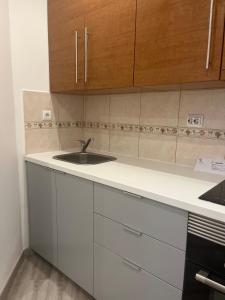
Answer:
[
  {"xmin": 187, "ymin": 114, "xmax": 204, "ymax": 128},
  {"xmin": 42, "ymin": 110, "xmax": 52, "ymax": 121}
]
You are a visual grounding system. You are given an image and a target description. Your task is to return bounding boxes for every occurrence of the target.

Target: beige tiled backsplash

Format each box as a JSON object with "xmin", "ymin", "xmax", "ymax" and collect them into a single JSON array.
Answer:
[
  {"xmin": 24, "ymin": 91, "xmax": 84, "ymax": 153},
  {"xmin": 24, "ymin": 89, "xmax": 225, "ymax": 166}
]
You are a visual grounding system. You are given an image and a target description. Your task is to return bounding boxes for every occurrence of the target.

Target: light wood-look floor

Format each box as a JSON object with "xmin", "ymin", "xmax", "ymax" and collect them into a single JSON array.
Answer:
[{"xmin": 5, "ymin": 253, "xmax": 93, "ymax": 300}]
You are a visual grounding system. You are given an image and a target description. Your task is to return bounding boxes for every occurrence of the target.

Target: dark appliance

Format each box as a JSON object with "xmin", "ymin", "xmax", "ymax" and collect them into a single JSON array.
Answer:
[
  {"xmin": 199, "ymin": 180, "xmax": 225, "ymax": 206},
  {"xmin": 183, "ymin": 213, "xmax": 225, "ymax": 300}
]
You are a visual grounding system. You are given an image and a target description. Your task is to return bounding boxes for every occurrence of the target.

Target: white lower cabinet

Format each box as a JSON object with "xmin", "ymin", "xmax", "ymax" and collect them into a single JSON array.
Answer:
[
  {"xmin": 27, "ymin": 163, "xmax": 187, "ymax": 300},
  {"xmin": 94, "ymin": 243, "xmax": 182, "ymax": 300}
]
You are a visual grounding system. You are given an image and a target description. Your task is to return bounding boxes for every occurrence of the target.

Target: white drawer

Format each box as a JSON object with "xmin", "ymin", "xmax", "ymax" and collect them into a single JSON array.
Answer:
[
  {"xmin": 94, "ymin": 213, "xmax": 185, "ymax": 289},
  {"xmin": 94, "ymin": 183, "xmax": 188, "ymax": 250},
  {"xmin": 94, "ymin": 243, "xmax": 182, "ymax": 300}
]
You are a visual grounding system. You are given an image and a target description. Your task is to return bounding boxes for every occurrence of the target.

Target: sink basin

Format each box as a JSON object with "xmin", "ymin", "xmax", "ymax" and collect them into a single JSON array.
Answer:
[{"xmin": 53, "ymin": 152, "xmax": 117, "ymax": 165}]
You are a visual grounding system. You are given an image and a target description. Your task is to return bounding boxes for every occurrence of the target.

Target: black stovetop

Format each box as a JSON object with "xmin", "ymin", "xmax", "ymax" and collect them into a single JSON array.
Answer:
[{"xmin": 199, "ymin": 180, "xmax": 225, "ymax": 206}]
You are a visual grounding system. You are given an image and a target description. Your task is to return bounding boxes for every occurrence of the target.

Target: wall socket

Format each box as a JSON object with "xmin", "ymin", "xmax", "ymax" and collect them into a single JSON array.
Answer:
[
  {"xmin": 42, "ymin": 110, "xmax": 52, "ymax": 121},
  {"xmin": 187, "ymin": 114, "xmax": 204, "ymax": 128}
]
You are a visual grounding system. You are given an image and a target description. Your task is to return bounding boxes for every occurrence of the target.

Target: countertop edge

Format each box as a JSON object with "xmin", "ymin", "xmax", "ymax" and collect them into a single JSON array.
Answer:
[{"xmin": 24, "ymin": 155, "xmax": 225, "ymax": 223}]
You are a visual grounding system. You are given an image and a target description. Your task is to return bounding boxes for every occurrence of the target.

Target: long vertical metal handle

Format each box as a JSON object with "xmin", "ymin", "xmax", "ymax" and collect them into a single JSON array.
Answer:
[
  {"xmin": 84, "ymin": 27, "xmax": 88, "ymax": 83},
  {"xmin": 206, "ymin": 0, "xmax": 214, "ymax": 70},
  {"xmin": 75, "ymin": 31, "xmax": 78, "ymax": 84}
]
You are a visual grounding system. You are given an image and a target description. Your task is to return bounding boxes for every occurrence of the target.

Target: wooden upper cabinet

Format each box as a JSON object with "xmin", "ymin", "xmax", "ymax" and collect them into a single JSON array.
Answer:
[
  {"xmin": 134, "ymin": 0, "xmax": 225, "ymax": 87},
  {"xmin": 48, "ymin": 0, "xmax": 225, "ymax": 92},
  {"xmin": 48, "ymin": 0, "xmax": 136, "ymax": 92},
  {"xmin": 48, "ymin": 0, "xmax": 85, "ymax": 92},
  {"xmin": 84, "ymin": 0, "xmax": 136, "ymax": 90}
]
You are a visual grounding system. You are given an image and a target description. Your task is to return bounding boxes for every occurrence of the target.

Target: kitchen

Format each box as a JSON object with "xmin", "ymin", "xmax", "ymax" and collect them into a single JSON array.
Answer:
[{"xmin": 1, "ymin": 0, "xmax": 225, "ymax": 299}]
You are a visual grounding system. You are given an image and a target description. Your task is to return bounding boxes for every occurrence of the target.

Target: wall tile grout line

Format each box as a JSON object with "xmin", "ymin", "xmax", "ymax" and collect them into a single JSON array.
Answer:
[
  {"xmin": 137, "ymin": 92, "xmax": 142, "ymax": 159},
  {"xmin": 108, "ymin": 95, "xmax": 112, "ymax": 153},
  {"xmin": 174, "ymin": 89, "xmax": 182, "ymax": 163}
]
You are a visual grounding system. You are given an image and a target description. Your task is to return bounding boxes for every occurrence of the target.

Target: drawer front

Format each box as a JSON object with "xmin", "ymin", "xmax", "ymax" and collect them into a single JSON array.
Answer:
[
  {"xmin": 94, "ymin": 183, "xmax": 188, "ymax": 250},
  {"xmin": 94, "ymin": 214, "xmax": 185, "ymax": 289},
  {"xmin": 94, "ymin": 243, "xmax": 182, "ymax": 300}
]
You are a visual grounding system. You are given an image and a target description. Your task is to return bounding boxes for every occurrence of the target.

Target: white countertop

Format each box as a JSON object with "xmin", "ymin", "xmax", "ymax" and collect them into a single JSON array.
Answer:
[{"xmin": 25, "ymin": 151, "xmax": 225, "ymax": 223}]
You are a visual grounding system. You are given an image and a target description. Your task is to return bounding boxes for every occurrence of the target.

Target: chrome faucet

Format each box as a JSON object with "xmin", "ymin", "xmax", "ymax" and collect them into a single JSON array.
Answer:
[{"xmin": 77, "ymin": 138, "xmax": 93, "ymax": 153}]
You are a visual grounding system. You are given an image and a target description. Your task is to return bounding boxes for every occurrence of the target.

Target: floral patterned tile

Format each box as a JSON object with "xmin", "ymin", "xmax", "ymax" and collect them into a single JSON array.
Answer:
[
  {"xmin": 85, "ymin": 121, "xmax": 110, "ymax": 130},
  {"xmin": 139, "ymin": 125, "xmax": 178, "ymax": 136},
  {"xmin": 178, "ymin": 128, "xmax": 225, "ymax": 140},
  {"xmin": 25, "ymin": 121, "xmax": 83, "ymax": 130},
  {"xmin": 25, "ymin": 120, "xmax": 225, "ymax": 140},
  {"xmin": 110, "ymin": 123, "xmax": 140, "ymax": 133}
]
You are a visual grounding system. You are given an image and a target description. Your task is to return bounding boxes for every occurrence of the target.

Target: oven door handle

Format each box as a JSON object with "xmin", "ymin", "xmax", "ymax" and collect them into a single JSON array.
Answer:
[{"xmin": 196, "ymin": 270, "xmax": 225, "ymax": 294}]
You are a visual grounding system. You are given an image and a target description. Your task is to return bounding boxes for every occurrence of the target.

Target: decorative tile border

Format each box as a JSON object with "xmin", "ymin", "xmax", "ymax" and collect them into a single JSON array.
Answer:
[
  {"xmin": 85, "ymin": 121, "xmax": 110, "ymax": 130},
  {"xmin": 139, "ymin": 125, "xmax": 177, "ymax": 136},
  {"xmin": 84, "ymin": 121, "xmax": 225, "ymax": 139},
  {"xmin": 57, "ymin": 121, "xmax": 83, "ymax": 129},
  {"xmin": 112, "ymin": 123, "xmax": 141, "ymax": 133},
  {"xmin": 25, "ymin": 121, "xmax": 225, "ymax": 140},
  {"xmin": 178, "ymin": 127, "xmax": 225, "ymax": 140},
  {"xmin": 25, "ymin": 121, "xmax": 83, "ymax": 130}
]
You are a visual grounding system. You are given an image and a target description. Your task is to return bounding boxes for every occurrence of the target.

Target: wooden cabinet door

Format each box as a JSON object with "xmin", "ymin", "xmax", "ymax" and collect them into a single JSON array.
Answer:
[
  {"xmin": 134, "ymin": 0, "xmax": 225, "ymax": 87},
  {"xmin": 84, "ymin": 0, "xmax": 136, "ymax": 90},
  {"xmin": 27, "ymin": 163, "xmax": 57, "ymax": 266},
  {"xmin": 56, "ymin": 172, "xmax": 93, "ymax": 295},
  {"xmin": 48, "ymin": 0, "xmax": 85, "ymax": 92}
]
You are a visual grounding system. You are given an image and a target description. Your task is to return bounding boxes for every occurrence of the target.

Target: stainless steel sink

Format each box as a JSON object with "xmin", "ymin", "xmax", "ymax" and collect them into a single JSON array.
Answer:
[{"xmin": 53, "ymin": 152, "xmax": 117, "ymax": 165}]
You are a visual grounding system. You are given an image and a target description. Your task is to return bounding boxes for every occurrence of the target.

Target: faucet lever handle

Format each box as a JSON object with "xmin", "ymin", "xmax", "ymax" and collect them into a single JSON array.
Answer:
[
  {"xmin": 76, "ymin": 139, "xmax": 86, "ymax": 145},
  {"xmin": 82, "ymin": 137, "xmax": 93, "ymax": 152}
]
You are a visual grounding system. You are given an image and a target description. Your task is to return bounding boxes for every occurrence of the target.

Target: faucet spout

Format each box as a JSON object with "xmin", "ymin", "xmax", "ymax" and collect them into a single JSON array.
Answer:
[
  {"xmin": 77, "ymin": 138, "xmax": 93, "ymax": 153},
  {"xmin": 82, "ymin": 138, "xmax": 92, "ymax": 153}
]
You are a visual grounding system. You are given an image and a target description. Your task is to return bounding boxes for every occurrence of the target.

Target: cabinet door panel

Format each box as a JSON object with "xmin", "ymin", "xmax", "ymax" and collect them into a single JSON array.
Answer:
[
  {"xmin": 48, "ymin": 0, "xmax": 85, "ymax": 92},
  {"xmin": 27, "ymin": 163, "xmax": 57, "ymax": 266},
  {"xmin": 84, "ymin": 0, "xmax": 115, "ymax": 14},
  {"xmin": 85, "ymin": 0, "xmax": 136, "ymax": 89},
  {"xmin": 94, "ymin": 244, "xmax": 182, "ymax": 300},
  {"xmin": 135, "ymin": 0, "xmax": 225, "ymax": 86},
  {"xmin": 56, "ymin": 173, "xmax": 93, "ymax": 295}
]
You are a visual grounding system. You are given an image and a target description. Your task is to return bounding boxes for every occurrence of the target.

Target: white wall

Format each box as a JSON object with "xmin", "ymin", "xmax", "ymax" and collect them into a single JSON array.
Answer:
[
  {"xmin": 0, "ymin": 0, "xmax": 23, "ymax": 294},
  {"xmin": 8, "ymin": 0, "xmax": 50, "ymax": 248}
]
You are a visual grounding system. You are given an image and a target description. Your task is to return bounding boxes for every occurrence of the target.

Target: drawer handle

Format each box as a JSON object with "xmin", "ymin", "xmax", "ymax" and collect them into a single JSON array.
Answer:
[
  {"xmin": 43, "ymin": 166, "xmax": 52, "ymax": 171},
  {"xmin": 196, "ymin": 270, "xmax": 225, "ymax": 294},
  {"xmin": 122, "ymin": 259, "xmax": 142, "ymax": 272},
  {"xmin": 56, "ymin": 170, "xmax": 65, "ymax": 175},
  {"xmin": 122, "ymin": 191, "xmax": 143, "ymax": 199},
  {"xmin": 123, "ymin": 225, "xmax": 143, "ymax": 237}
]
